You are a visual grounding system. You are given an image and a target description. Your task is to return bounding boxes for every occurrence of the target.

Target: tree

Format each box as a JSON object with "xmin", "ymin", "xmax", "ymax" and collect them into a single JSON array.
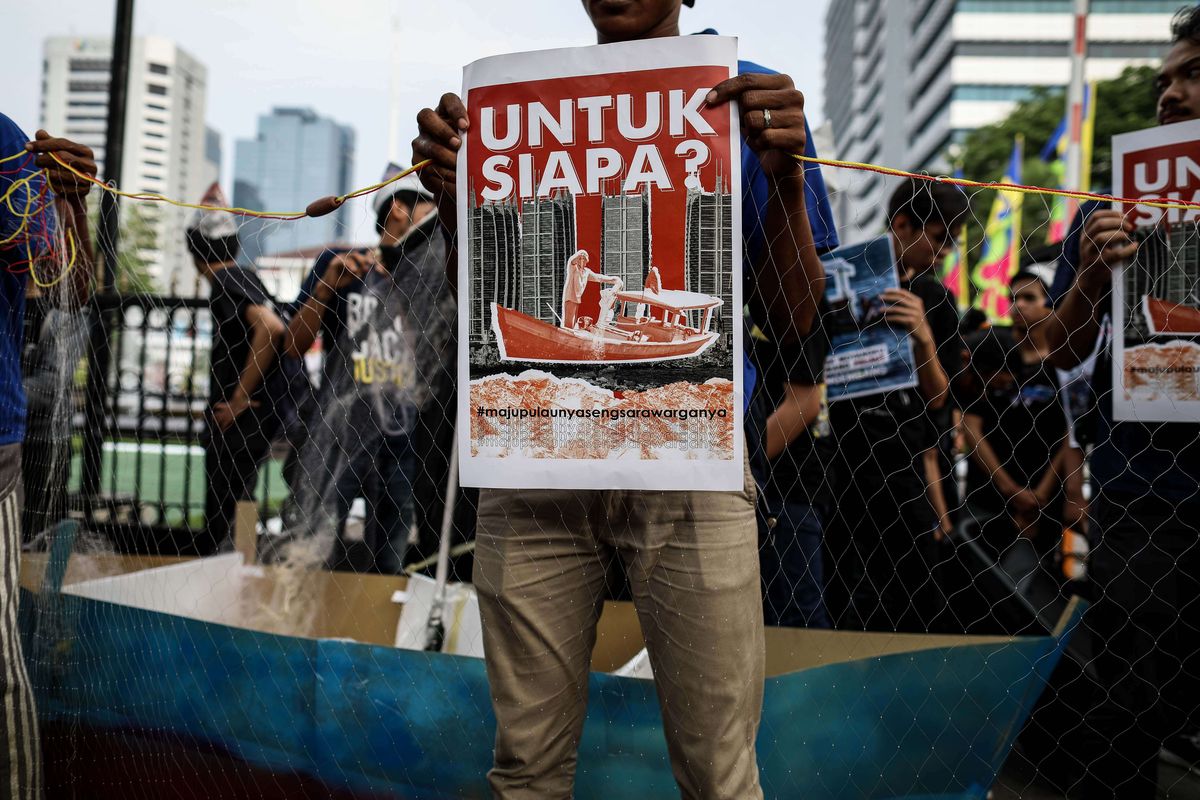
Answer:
[
  {"xmin": 86, "ymin": 198, "xmax": 158, "ymax": 294},
  {"xmin": 956, "ymin": 65, "xmax": 1160, "ymax": 263}
]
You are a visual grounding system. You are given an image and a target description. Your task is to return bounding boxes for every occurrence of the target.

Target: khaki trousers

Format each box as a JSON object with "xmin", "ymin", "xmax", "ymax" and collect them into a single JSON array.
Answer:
[{"xmin": 473, "ymin": 460, "xmax": 764, "ymax": 800}]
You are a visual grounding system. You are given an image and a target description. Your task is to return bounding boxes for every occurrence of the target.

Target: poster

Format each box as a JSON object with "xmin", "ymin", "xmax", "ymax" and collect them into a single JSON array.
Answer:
[
  {"xmin": 456, "ymin": 36, "xmax": 742, "ymax": 490},
  {"xmin": 821, "ymin": 236, "xmax": 917, "ymax": 402},
  {"xmin": 1112, "ymin": 119, "xmax": 1200, "ymax": 422}
]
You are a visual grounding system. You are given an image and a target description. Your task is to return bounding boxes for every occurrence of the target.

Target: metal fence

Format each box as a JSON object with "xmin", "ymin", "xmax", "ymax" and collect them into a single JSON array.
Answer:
[{"xmin": 71, "ymin": 293, "xmax": 287, "ymax": 553}]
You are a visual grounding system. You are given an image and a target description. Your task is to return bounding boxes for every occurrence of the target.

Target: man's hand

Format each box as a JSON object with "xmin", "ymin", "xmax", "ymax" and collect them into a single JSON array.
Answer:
[
  {"xmin": 882, "ymin": 288, "xmax": 934, "ymax": 348},
  {"xmin": 211, "ymin": 396, "xmax": 258, "ymax": 432},
  {"xmin": 413, "ymin": 93, "xmax": 468, "ymax": 234},
  {"xmin": 25, "ymin": 130, "xmax": 97, "ymax": 200},
  {"xmin": 707, "ymin": 73, "xmax": 806, "ymax": 178},
  {"xmin": 316, "ymin": 250, "xmax": 376, "ymax": 301},
  {"xmin": 1077, "ymin": 209, "xmax": 1137, "ymax": 291}
]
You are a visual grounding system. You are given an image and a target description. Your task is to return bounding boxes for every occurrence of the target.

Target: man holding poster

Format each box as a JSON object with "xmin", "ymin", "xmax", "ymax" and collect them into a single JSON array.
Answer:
[
  {"xmin": 413, "ymin": 1, "xmax": 835, "ymax": 796},
  {"xmin": 1046, "ymin": 7, "xmax": 1200, "ymax": 796}
]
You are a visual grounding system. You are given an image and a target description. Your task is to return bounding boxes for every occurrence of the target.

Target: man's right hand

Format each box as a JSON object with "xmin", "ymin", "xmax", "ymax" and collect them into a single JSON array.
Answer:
[
  {"xmin": 413, "ymin": 93, "xmax": 468, "ymax": 236},
  {"xmin": 1077, "ymin": 209, "xmax": 1137, "ymax": 291},
  {"xmin": 316, "ymin": 250, "xmax": 374, "ymax": 301}
]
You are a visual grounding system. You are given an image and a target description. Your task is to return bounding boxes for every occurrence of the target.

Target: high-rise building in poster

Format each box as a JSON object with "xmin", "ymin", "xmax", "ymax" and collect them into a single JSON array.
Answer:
[
  {"xmin": 519, "ymin": 192, "xmax": 576, "ymax": 324},
  {"xmin": 468, "ymin": 190, "xmax": 522, "ymax": 347},
  {"xmin": 684, "ymin": 169, "xmax": 733, "ymax": 349},
  {"xmin": 600, "ymin": 183, "xmax": 651, "ymax": 292}
]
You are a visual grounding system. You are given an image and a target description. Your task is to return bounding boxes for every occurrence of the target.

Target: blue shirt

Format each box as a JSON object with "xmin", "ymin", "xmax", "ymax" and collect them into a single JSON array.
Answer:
[
  {"xmin": 1051, "ymin": 201, "xmax": 1200, "ymax": 503},
  {"xmin": 0, "ymin": 114, "xmax": 55, "ymax": 446},
  {"xmin": 733, "ymin": 56, "xmax": 839, "ymax": 412}
]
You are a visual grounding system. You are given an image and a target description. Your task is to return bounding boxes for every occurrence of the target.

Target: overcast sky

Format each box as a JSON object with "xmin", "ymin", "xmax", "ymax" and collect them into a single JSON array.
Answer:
[{"xmin": 6, "ymin": 0, "xmax": 830, "ymax": 242}]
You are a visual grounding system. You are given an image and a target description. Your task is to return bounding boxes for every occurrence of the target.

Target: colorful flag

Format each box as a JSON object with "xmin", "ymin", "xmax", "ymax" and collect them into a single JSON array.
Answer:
[
  {"xmin": 1042, "ymin": 82, "xmax": 1095, "ymax": 243},
  {"xmin": 974, "ymin": 138, "xmax": 1024, "ymax": 323},
  {"xmin": 939, "ymin": 170, "xmax": 970, "ymax": 311}
]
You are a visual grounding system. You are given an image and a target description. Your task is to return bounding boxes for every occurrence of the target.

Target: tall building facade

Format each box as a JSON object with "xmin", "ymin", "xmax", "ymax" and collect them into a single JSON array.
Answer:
[
  {"xmin": 600, "ymin": 184, "xmax": 652, "ymax": 292},
  {"xmin": 41, "ymin": 35, "xmax": 209, "ymax": 295},
  {"xmin": 824, "ymin": 0, "xmax": 1176, "ymax": 243},
  {"xmin": 519, "ymin": 193, "xmax": 576, "ymax": 324},
  {"xmin": 203, "ymin": 125, "xmax": 221, "ymax": 191},
  {"xmin": 468, "ymin": 192, "xmax": 522, "ymax": 347},
  {"xmin": 233, "ymin": 107, "xmax": 355, "ymax": 259},
  {"xmin": 684, "ymin": 170, "xmax": 734, "ymax": 348}
]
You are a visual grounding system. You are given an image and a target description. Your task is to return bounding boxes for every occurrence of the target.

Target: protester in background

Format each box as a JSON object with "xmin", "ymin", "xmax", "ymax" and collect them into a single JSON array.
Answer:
[
  {"xmin": 1044, "ymin": 9, "xmax": 1200, "ymax": 795},
  {"xmin": 1, "ymin": 116, "xmax": 98, "ymax": 799},
  {"xmin": 755, "ymin": 304, "xmax": 832, "ymax": 628},
  {"xmin": 284, "ymin": 164, "xmax": 445, "ymax": 574},
  {"xmin": 187, "ymin": 203, "xmax": 286, "ymax": 555},
  {"xmin": 20, "ymin": 281, "xmax": 85, "ymax": 540},
  {"xmin": 823, "ymin": 177, "xmax": 966, "ymax": 634},
  {"xmin": 412, "ymin": 0, "xmax": 836, "ymax": 794},
  {"xmin": 955, "ymin": 272, "xmax": 1089, "ymax": 554}
]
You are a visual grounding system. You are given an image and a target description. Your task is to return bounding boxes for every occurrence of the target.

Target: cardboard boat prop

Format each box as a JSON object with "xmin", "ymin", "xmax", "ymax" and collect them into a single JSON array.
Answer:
[
  {"xmin": 19, "ymin": 535, "xmax": 1083, "ymax": 800},
  {"xmin": 1143, "ymin": 294, "xmax": 1200, "ymax": 335},
  {"xmin": 491, "ymin": 287, "xmax": 722, "ymax": 364}
]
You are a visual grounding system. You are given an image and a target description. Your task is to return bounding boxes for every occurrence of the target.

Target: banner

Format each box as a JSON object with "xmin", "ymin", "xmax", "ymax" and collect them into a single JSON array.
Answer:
[
  {"xmin": 1042, "ymin": 82, "xmax": 1095, "ymax": 244},
  {"xmin": 940, "ymin": 170, "xmax": 970, "ymax": 311},
  {"xmin": 456, "ymin": 37, "xmax": 742, "ymax": 490},
  {"xmin": 1111, "ymin": 119, "xmax": 1200, "ymax": 422},
  {"xmin": 822, "ymin": 236, "xmax": 917, "ymax": 402},
  {"xmin": 974, "ymin": 138, "xmax": 1024, "ymax": 324}
]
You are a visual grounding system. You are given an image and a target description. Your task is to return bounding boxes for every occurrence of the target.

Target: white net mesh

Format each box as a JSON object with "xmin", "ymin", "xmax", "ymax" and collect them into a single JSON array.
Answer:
[{"xmin": 5, "ymin": 85, "xmax": 1200, "ymax": 800}]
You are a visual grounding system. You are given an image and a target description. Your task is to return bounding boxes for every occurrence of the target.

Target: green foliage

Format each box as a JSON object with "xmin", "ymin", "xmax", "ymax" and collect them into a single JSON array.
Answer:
[
  {"xmin": 87, "ymin": 198, "xmax": 159, "ymax": 294},
  {"xmin": 956, "ymin": 64, "xmax": 1160, "ymax": 263}
]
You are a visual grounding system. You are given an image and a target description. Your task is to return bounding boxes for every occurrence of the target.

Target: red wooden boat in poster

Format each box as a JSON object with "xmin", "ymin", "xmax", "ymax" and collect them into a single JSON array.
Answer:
[
  {"xmin": 491, "ymin": 288, "xmax": 723, "ymax": 363},
  {"xmin": 1144, "ymin": 295, "xmax": 1200, "ymax": 335}
]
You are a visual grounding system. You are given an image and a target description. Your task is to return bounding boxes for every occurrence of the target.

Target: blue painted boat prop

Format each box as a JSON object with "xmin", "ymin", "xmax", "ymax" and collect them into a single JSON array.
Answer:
[{"xmin": 19, "ymin": 549, "xmax": 1082, "ymax": 799}]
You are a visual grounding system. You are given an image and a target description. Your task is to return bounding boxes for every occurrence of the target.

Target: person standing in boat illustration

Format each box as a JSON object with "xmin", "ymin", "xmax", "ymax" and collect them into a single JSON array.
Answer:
[{"xmin": 561, "ymin": 249, "xmax": 619, "ymax": 329}]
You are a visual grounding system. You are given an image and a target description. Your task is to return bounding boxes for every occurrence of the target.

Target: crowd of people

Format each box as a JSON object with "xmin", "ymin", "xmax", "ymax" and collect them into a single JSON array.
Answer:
[{"xmin": 5, "ymin": 0, "xmax": 1200, "ymax": 797}]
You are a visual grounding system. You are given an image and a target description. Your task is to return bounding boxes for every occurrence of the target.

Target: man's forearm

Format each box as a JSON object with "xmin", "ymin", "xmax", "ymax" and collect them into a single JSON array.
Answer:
[
  {"xmin": 56, "ymin": 195, "xmax": 94, "ymax": 308},
  {"xmin": 233, "ymin": 322, "xmax": 279, "ymax": 404},
  {"xmin": 757, "ymin": 172, "xmax": 823, "ymax": 342},
  {"xmin": 1046, "ymin": 277, "xmax": 1105, "ymax": 369},
  {"xmin": 913, "ymin": 339, "xmax": 949, "ymax": 409},
  {"xmin": 284, "ymin": 293, "xmax": 329, "ymax": 359}
]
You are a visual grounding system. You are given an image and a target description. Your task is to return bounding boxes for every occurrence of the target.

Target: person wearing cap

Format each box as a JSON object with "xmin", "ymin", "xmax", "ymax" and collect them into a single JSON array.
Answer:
[
  {"xmin": 185, "ymin": 193, "xmax": 287, "ymax": 555},
  {"xmin": 412, "ymin": 1, "xmax": 836, "ymax": 797},
  {"xmin": 284, "ymin": 164, "xmax": 443, "ymax": 573},
  {"xmin": 0, "ymin": 113, "xmax": 98, "ymax": 799}
]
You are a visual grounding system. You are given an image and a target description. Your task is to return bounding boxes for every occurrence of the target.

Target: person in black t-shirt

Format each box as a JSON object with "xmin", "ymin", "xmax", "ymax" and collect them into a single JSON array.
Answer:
[
  {"xmin": 823, "ymin": 178, "xmax": 966, "ymax": 633},
  {"xmin": 756, "ymin": 305, "xmax": 832, "ymax": 628},
  {"xmin": 187, "ymin": 206, "xmax": 286, "ymax": 555},
  {"xmin": 960, "ymin": 272, "xmax": 1085, "ymax": 550}
]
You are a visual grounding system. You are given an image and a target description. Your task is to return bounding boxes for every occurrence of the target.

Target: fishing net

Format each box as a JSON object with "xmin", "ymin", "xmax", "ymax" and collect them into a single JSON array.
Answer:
[{"xmin": 6, "ymin": 124, "xmax": 1200, "ymax": 800}]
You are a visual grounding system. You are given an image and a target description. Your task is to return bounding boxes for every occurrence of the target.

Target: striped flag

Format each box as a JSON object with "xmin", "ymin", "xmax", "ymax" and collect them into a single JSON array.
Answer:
[
  {"xmin": 939, "ymin": 170, "xmax": 970, "ymax": 311},
  {"xmin": 974, "ymin": 138, "xmax": 1024, "ymax": 324},
  {"xmin": 1042, "ymin": 82, "xmax": 1095, "ymax": 243}
]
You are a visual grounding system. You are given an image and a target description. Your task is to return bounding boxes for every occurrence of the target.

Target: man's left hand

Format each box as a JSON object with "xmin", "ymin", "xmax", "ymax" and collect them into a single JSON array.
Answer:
[
  {"xmin": 211, "ymin": 396, "xmax": 258, "ymax": 432},
  {"xmin": 25, "ymin": 130, "xmax": 97, "ymax": 200},
  {"xmin": 707, "ymin": 73, "xmax": 806, "ymax": 178}
]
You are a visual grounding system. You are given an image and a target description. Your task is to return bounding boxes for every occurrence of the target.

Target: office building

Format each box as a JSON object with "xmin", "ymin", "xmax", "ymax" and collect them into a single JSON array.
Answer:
[
  {"xmin": 233, "ymin": 107, "xmax": 355, "ymax": 259},
  {"xmin": 824, "ymin": 0, "xmax": 1176, "ymax": 243},
  {"xmin": 41, "ymin": 35, "xmax": 209, "ymax": 294}
]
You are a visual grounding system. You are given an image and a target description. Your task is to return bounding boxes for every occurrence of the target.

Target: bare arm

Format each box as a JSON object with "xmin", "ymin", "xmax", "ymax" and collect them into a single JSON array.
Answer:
[
  {"xmin": 962, "ymin": 411, "xmax": 1038, "ymax": 515},
  {"xmin": 25, "ymin": 131, "xmax": 98, "ymax": 308},
  {"xmin": 755, "ymin": 173, "xmax": 824, "ymax": 341},
  {"xmin": 1046, "ymin": 210, "xmax": 1136, "ymax": 369},
  {"xmin": 883, "ymin": 287, "xmax": 949, "ymax": 409},
  {"xmin": 212, "ymin": 303, "xmax": 284, "ymax": 431},
  {"xmin": 283, "ymin": 251, "xmax": 372, "ymax": 359},
  {"xmin": 922, "ymin": 448, "xmax": 952, "ymax": 540},
  {"xmin": 765, "ymin": 381, "xmax": 821, "ymax": 461},
  {"xmin": 413, "ymin": 94, "xmax": 468, "ymax": 290}
]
